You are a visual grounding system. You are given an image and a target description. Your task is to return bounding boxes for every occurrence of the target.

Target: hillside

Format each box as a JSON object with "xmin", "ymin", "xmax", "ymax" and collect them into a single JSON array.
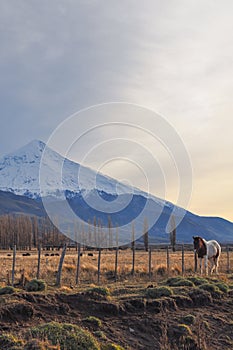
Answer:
[
  {"xmin": 1, "ymin": 277, "xmax": 233, "ymax": 349},
  {"xmin": 0, "ymin": 190, "xmax": 45, "ymax": 216}
]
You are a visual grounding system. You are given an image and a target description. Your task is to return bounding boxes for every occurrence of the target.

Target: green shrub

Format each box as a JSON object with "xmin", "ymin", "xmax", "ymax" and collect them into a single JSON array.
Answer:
[
  {"xmin": 198, "ymin": 283, "xmax": 223, "ymax": 299},
  {"xmin": 25, "ymin": 279, "xmax": 46, "ymax": 292},
  {"xmin": 166, "ymin": 277, "xmax": 194, "ymax": 287},
  {"xmin": 0, "ymin": 286, "xmax": 15, "ymax": 295},
  {"xmin": 215, "ymin": 282, "xmax": 229, "ymax": 293},
  {"xmin": 83, "ymin": 316, "xmax": 102, "ymax": 328},
  {"xmin": 199, "ymin": 283, "xmax": 220, "ymax": 293},
  {"xmin": 145, "ymin": 286, "xmax": 173, "ymax": 298},
  {"xmin": 181, "ymin": 314, "xmax": 196, "ymax": 325},
  {"xmin": 84, "ymin": 286, "xmax": 111, "ymax": 300},
  {"xmin": 187, "ymin": 277, "xmax": 209, "ymax": 286},
  {"xmin": 29, "ymin": 321, "xmax": 100, "ymax": 350}
]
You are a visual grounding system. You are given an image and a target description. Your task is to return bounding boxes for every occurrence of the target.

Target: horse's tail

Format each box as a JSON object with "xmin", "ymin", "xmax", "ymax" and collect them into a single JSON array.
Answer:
[
  {"xmin": 215, "ymin": 246, "xmax": 220, "ymax": 259},
  {"xmin": 214, "ymin": 245, "xmax": 221, "ymax": 267}
]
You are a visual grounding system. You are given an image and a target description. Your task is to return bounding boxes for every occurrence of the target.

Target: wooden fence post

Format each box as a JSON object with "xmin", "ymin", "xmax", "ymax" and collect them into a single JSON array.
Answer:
[
  {"xmin": 36, "ymin": 244, "xmax": 41, "ymax": 279},
  {"xmin": 131, "ymin": 244, "xmax": 135, "ymax": 276},
  {"xmin": 154, "ymin": 248, "xmax": 157, "ymax": 282},
  {"xmin": 75, "ymin": 243, "xmax": 81, "ymax": 285},
  {"xmin": 114, "ymin": 229, "xmax": 119, "ymax": 282},
  {"xmin": 114, "ymin": 247, "xmax": 119, "ymax": 281},
  {"xmin": 131, "ymin": 222, "xmax": 135, "ymax": 276},
  {"xmin": 227, "ymin": 245, "xmax": 230, "ymax": 273},
  {"xmin": 12, "ymin": 245, "xmax": 16, "ymax": 286},
  {"xmin": 97, "ymin": 248, "xmax": 102, "ymax": 284},
  {"xmin": 182, "ymin": 244, "xmax": 185, "ymax": 276},
  {"xmin": 56, "ymin": 244, "xmax": 67, "ymax": 287},
  {"xmin": 166, "ymin": 246, "xmax": 170, "ymax": 276},
  {"xmin": 148, "ymin": 247, "xmax": 152, "ymax": 280}
]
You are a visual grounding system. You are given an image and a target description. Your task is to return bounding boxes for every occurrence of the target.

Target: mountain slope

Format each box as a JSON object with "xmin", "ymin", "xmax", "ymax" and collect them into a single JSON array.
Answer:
[
  {"xmin": 0, "ymin": 139, "xmax": 146, "ymax": 199},
  {"xmin": 0, "ymin": 140, "xmax": 232, "ymax": 243},
  {"xmin": 0, "ymin": 189, "xmax": 232, "ymax": 243},
  {"xmin": 0, "ymin": 190, "xmax": 45, "ymax": 216}
]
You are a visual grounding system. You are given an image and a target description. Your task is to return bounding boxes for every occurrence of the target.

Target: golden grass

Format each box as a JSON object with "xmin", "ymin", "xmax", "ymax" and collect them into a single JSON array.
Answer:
[{"xmin": 0, "ymin": 248, "xmax": 233, "ymax": 288}]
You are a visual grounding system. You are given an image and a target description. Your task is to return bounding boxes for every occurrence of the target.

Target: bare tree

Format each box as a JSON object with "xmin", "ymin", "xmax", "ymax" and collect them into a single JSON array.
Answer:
[
  {"xmin": 143, "ymin": 217, "xmax": 149, "ymax": 252},
  {"xmin": 108, "ymin": 216, "xmax": 113, "ymax": 248},
  {"xmin": 169, "ymin": 215, "xmax": 176, "ymax": 252},
  {"xmin": 131, "ymin": 221, "xmax": 135, "ymax": 275}
]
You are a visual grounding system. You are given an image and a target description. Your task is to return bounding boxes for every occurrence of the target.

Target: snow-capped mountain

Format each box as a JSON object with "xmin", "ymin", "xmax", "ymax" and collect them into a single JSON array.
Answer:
[
  {"xmin": 0, "ymin": 139, "xmax": 150, "ymax": 200},
  {"xmin": 0, "ymin": 140, "xmax": 232, "ymax": 244},
  {"xmin": 0, "ymin": 140, "xmax": 44, "ymax": 197}
]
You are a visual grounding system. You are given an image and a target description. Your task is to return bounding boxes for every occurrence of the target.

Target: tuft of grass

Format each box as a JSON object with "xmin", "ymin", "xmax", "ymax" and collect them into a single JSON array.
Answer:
[
  {"xmin": 176, "ymin": 324, "xmax": 192, "ymax": 336},
  {"xmin": 101, "ymin": 344, "xmax": 125, "ymax": 350},
  {"xmin": 187, "ymin": 277, "xmax": 209, "ymax": 286},
  {"xmin": 63, "ymin": 264, "xmax": 76, "ymax": 273},
  {"xmin": 171, "ymin": 265, "xmax": 182, "ymax": 275},
  {"xmin": 86, "ymin": 286, "xmax": 110, "ymax": 297},
  {"xmin": 24, "ymin": 338, "xmax": 59, "ymax": 349},
  {"xmin": 83, "ymin": 316, "xmax": 102, "ymax": 328},
  {"xmin": 94, "ymin": 331, "xmax": 107, "ymax": 340},
  {"xmin": 59, "ymin": 286, "xmax": 73, "ymax": 293},
  {"xmin": 156, "ymin": 265, "xmax": 167, "ymax": 276},
  {"xmin": 0, "ymin": 333, "xmax": 24, "ymax": 349},
  {"xmin": 145, "ymin": 286, "xmax": 173, "ymax": 299},
  {"xmin": 0, "ymin": 286, "xmax": 15, "ymax": 295},
  {"xmin": 25, "ymin": 279, "xmax": 46, "ymax": 292},
  {"xmin": 166, "ymin": 277, "xmax": 194, "ymax": 287},
  {"xmin": 29, "ymin": 321, "xmax": 100, "ymax": 350},
  {"xmin": 199, "ymin": 283, "xmax": 221, "ymax": 294},
  {"xmin": 181, "ymin": 314, "xmax": 196, "ymax": 325},
  {"xmin": 215, "ymin": 282, "xmax": 229, "ymax": 293}
]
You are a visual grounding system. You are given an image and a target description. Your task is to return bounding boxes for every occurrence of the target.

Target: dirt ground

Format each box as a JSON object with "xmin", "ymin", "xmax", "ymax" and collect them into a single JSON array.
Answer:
[{"xmin": 1, "ymin": 278, "xmax": 233, "ymax": 350}]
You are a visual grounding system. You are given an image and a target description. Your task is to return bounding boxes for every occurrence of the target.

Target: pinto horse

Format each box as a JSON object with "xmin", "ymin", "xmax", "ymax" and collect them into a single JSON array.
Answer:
[{"xmin": 193, "ymin": 236, "xmax": 221, "ymax": 275}]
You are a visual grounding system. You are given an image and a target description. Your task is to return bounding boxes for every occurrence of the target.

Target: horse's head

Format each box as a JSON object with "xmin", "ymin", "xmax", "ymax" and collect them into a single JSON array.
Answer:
[
  {"xmin": 192, "ymin": 236, "xmax": 206, "ymax": 257},
  {"xmin": 193, "ymin": 236, "xmax": 200, "ymax": 253}
]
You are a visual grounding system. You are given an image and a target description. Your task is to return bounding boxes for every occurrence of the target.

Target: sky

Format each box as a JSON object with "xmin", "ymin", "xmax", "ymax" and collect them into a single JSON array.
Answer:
[{"xmin": 0, "ymin": 0, "xmax": 232, "ymax": 221}]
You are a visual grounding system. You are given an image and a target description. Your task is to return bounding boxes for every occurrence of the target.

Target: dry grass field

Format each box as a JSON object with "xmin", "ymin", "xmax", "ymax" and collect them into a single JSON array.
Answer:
[{"xmin": 0, "ymin": 247, "xmax": 233, "ymax": 287}]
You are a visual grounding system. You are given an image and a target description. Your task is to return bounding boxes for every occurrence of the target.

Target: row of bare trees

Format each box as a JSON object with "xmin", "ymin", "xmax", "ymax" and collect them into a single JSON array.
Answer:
[
  {"xmin": 0, "ymin": 215, "xmax": 67, "ymax": 250},
  {"xmin": 0, "ymin": 214, "xmax": 177, "ymax": 251}
]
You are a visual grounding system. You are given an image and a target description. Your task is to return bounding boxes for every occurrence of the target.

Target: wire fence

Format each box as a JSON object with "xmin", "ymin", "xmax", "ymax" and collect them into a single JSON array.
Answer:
[{"xmin": 1, "ymin": 244, "xmax": 233, "ymax": 287}]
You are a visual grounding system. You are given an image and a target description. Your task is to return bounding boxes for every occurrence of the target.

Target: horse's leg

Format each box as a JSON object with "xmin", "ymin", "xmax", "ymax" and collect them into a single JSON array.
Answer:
[
  {"xmin": 204, "ymin": 255, "xmax": 208, "ymax": 275},
  {"xmin": 215, "ymin": 256, "xmax": 219, "ymax": 275},
  {"xmin": 199, "ymin": 257, "xmax": 202, "ymax": 275},
  {"xmin": 210, "ymin": 258, "xmax": 214, "ymax": 275}
]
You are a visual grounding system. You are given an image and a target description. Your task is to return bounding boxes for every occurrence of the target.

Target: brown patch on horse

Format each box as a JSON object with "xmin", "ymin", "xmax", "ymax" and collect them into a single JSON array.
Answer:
[{"xmin": 193, "ymin": 236, "xmax": 207, "ymax": 258}]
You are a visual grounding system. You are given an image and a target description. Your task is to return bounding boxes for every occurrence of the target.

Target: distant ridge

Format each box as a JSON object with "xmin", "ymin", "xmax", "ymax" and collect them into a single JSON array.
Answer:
[{"xmin": 0, "ymin": 190, "xmax": 45, "ymax": 216}]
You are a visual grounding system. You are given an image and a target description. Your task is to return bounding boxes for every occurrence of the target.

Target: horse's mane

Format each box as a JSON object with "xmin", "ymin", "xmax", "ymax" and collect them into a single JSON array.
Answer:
[
  {"xmin": 195, "ymin": 236, "xmax": 207, "ymax": 258},
  {"xmin": 200, "ymin": 236, "xmax": 207, "ymax": 246}
]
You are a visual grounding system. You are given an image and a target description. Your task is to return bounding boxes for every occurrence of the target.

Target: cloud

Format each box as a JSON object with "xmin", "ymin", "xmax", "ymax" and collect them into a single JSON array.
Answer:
[{"xmin": 0, "ymin": 0, "xmax": 232, "ymax": 219}]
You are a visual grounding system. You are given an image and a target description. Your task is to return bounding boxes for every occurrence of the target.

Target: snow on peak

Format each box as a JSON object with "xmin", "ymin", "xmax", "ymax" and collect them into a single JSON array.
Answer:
[
  {"xmin": 0, "ymin": 139, "xmax": 152, "ymax": 200},
  {"xmin": 0, "ymin": 140, "xmax": 47, "ymax": 197},
  {"xmin": 4, "ymin": 139, "xmax": 45, "ymax": 162}
]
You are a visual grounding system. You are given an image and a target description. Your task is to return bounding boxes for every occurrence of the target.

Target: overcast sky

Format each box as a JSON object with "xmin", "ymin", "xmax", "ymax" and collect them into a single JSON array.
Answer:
[{"xmin": 0, "ymin": 0, "xmax": 232, "ymax": 221}]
